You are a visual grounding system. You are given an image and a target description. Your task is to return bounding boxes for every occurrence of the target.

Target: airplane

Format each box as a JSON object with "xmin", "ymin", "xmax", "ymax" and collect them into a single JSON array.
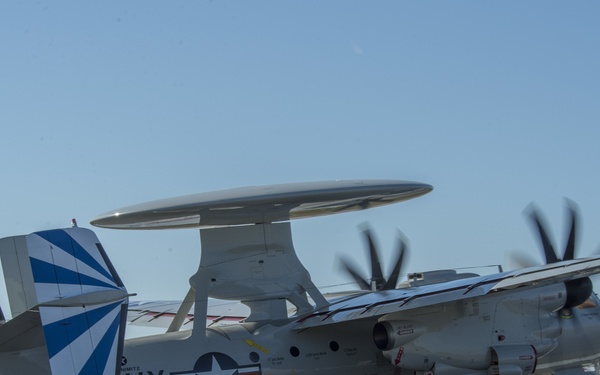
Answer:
[{"xmin": 1, "ymin": 179, "xmax": 600, "ymax": 375}]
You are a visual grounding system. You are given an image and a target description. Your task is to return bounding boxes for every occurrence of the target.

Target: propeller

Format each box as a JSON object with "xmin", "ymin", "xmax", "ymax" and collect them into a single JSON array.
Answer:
[
  {"xmin": 341, "ymin": 226, "xmax": 408, "ymax": 291},
  {"xmin": 524, "ymin": 201, "xmax": 593, "ymax": 309},
  {"xmin": 527, "ymin": 201, "xmax": 577, "ymax": 264}
]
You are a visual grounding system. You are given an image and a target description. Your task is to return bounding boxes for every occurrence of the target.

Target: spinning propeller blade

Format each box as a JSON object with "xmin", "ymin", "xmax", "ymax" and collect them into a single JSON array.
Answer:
[
  {"xmin": 527, "ymin": 201, "xmax": 579, "ymax": 264},
  {"xmin": 341, "ymin": 226, "xmax": 408, "ymax": 291},
  {"xmin": 522, "ymin": 201, "xmax": 592, "ymax": 309},
  {"xmin": 365, "ymin": 229, "xmax": 385, "ymax": 290},
  {"xmin": 529, "ymin": 209, "xmax": 560, "ymax": 264},
  {"xmin": 340, "ymin": 258, "xmax": 371, "ymax": 291},
  {"xmin": 382, "ymin": 232, "xmax": 406, "ymax": 291},
  {"xmin": 563, "ymin": 201, "xmax": 577, "ymax": 262}
]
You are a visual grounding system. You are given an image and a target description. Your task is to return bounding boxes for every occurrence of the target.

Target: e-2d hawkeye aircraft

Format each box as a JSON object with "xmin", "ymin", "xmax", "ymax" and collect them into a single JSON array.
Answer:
[{"xmin": 1, "ymin": 180, "xmax": 600, "ymax": 375}]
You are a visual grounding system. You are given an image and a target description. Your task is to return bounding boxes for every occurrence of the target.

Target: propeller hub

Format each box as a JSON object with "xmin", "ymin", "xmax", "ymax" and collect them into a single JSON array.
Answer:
[
  {"xmin": 341, "ymin": 227, "xmax": 407, "ymax": 291},
  {"xmin": 564, "ymin": 277, "xmax": 593, "ymax": 309}
]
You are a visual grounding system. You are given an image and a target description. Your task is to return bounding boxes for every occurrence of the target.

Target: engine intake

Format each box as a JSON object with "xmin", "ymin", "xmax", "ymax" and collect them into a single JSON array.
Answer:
[
  {"xmin": 373, "ymin": 320, "xmax": 426, "ymax": 351},
  {"xmin": 490, "ymin": 345, "xmax": 537, "ymax": 375}
]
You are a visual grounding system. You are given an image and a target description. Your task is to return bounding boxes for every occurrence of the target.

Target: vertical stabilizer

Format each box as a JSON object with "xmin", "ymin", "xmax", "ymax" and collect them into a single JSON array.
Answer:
[{"xmin": 0, "ymin": 227, "xmax": 128, "ymax": 375}]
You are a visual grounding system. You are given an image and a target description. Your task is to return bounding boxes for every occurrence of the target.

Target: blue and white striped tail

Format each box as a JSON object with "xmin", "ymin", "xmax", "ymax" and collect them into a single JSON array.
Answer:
[{"xmin": 28, "ymin": 228, "xmax": 128, "ymax": 375}]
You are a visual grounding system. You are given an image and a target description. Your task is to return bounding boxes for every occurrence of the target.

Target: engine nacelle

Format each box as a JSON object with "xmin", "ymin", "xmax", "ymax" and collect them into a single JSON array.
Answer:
[{"xmin": 373, "ymin": 320, "xmax": 426, "ymax": 351}]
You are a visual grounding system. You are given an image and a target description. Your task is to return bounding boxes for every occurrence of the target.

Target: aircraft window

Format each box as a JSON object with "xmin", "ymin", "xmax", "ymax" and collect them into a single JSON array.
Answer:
[
  {"xmin": 330, "ymin": 341, "xmax": 339, "ymax": 352},
  {"xmin": 290, "ymin": 346, "xmax": 300, "ymax": 357}
]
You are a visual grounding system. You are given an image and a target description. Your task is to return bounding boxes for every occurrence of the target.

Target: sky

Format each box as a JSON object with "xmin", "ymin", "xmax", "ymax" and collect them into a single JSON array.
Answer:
[{"xmin": 1, "ymin": 2, "xmax": 600, "ymax": 328}]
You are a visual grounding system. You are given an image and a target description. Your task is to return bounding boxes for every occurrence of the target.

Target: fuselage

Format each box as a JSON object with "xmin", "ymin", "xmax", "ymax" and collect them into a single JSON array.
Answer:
[
  {"xmin": 121, "ymin": 320, "xmax": 394, "ymax": 375},
  {"xmin": 118, "ymin": 287, "xmax": 600, "ymax": 375},
  {"xmin": 2, "ymin": 286, "xmax": 600, "ymax": 375}
]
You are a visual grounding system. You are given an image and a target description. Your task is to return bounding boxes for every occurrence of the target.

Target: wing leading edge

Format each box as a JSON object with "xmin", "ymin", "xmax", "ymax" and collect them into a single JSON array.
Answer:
[{"xmin": 294, "ymin": 257, "xmax": 600, "ymax": 330}]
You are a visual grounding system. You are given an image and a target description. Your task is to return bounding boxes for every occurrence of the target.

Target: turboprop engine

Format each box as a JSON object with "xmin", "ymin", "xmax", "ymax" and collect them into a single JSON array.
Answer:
[
  {"xmin": 371, "ymin": 281, "xmax": 579, "ymax": 374},
  {"xmin": 369, "ymin": 202, "xmax": 596, "ymax": 374}
]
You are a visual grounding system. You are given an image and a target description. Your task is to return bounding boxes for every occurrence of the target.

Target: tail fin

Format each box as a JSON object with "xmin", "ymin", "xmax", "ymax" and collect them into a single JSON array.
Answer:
[{"xmin": 0, "ymin": 227, "xmax": 128, "ymax": 375}]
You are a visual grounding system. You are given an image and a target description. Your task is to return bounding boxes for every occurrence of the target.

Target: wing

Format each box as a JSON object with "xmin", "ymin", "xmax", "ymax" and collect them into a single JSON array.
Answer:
[
  {"xmin": 126, "ymin": 291, "xmax": 357, "ymax": 331},
  {"xmin": 127, "ymin": 299, "xmax": 250, "ymax": 329},
  {"xmin": 295, "ymin": 256, "xmax": 600, "ymax": 330}
]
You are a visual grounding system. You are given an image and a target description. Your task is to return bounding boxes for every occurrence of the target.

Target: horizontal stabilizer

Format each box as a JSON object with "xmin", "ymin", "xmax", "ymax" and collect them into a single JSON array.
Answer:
[{"xmin": 0, "ymin": 310, "xmax": 44, "ymax": 352}]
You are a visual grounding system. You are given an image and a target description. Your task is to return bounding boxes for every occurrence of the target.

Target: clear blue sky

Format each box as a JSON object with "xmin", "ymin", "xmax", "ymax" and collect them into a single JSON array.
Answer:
[{"xmin": 1, "ymin": 2, "xmax": 599, "ymax": 318}]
